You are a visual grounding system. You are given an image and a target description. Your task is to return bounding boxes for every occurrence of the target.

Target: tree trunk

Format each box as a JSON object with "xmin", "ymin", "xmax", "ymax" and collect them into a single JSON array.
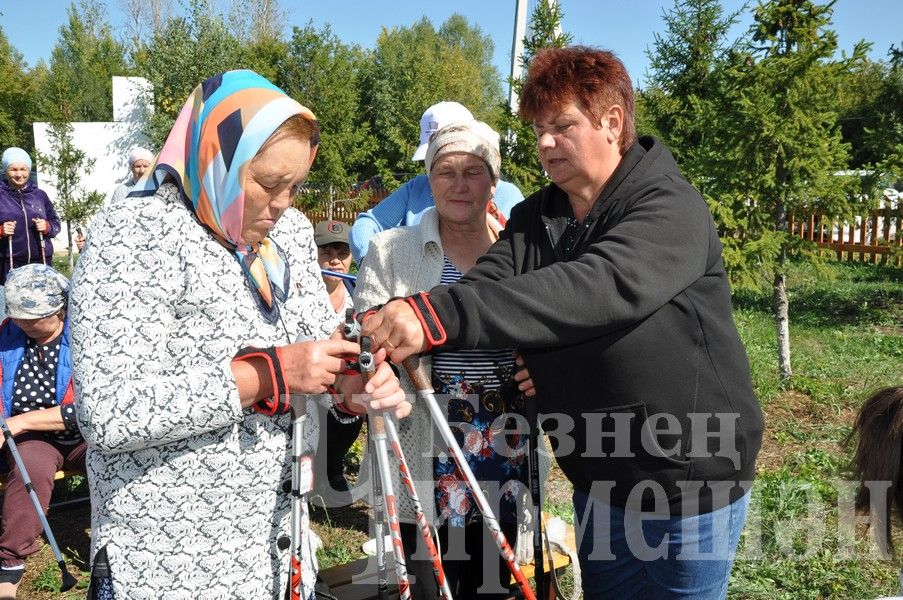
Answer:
[
  {"xmin": 67, "ymin": 219, "xmax": 75, "ymax": 274},
  {"xmin": 773, "ymin": 265, "xmax": 792, "ymax": 381},
  {"xmin": 772, "ymin": 194, "xmax": 792, "ymax": 381}
]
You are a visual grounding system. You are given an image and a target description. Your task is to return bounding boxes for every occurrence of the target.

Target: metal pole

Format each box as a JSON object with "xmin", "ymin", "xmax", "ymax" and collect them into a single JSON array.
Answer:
[
  {"xmin": 0, "ymin": 415, "xmax": 77, "ymax": 591},
  {"xmin": 287, "ymin": 394, "xmax": 309, "ymax": 600},
  {"xmin": 508, "ymin": 0, "xmax": 529, "ymax": 112},
  {"xmin": 383, "ymin": 414, "xmax": 453, "ymax": 600},
  {"xmin": 402, "ymin": 356, "xmax": 537, "ymax": 600},
  {"xmin": 361, "ymin": 338, "xmax": 411, "ymax": 600}
]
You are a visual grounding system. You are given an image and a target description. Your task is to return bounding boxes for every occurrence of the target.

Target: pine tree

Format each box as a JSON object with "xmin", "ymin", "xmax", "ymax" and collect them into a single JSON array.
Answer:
[
  {"xmin": 720, "ymin": 0, "xmax": 868, "ymax": 379},
  {"xmin": 642, "ymin": 0, "xmax": 742, "ymax": 188}
]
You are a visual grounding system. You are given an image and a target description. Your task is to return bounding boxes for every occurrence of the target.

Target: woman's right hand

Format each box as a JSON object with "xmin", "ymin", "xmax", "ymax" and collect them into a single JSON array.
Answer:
[
  {"xmin": 233, "ymin": 339, "xmax": 361, "ymax": 407},
  {"xmin": 280, "ymin": 339, "xmax": 361, "ymax": 394},
  {"xmin": 2, "ymin": 221, "xmax": 15, "ymax": 237}
]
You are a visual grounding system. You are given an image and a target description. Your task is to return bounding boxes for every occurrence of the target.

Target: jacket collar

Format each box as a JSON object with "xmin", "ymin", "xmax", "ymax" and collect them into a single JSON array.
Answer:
[
  {"xmin": 417, "ymin": 206, "xmax": 504, "ymax": 253},
  {"xmin": 0, "ymin": 179, "xmax": 35, "ymax": 194}
]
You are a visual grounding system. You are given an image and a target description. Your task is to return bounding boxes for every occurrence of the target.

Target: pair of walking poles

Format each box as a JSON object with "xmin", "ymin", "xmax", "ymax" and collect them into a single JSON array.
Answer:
[
  {"xmin": 342, "ymin": 309, "xmax": 541, "ymax": 600},
  {"xmin": 5, "ymin": 226, "xmax": 47, "ymax": 271}
]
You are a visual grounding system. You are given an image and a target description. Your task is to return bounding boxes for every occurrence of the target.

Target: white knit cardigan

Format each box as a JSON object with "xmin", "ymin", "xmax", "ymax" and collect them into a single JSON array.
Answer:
[
  {"xmin": 71, "ymin": 184, "xmax": 335, "ymax": 600},
  {"xmin": 353, "ymin": 207, "xmax": 503, "ymax": 524}
]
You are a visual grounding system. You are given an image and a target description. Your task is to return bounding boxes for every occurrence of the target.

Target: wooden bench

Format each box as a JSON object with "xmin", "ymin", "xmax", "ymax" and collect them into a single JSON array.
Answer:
[
  {"xmin": 0, "ymin": 470, "xmax": 88, "ymax": 509},
  {"xmin": 0, "ymin": 469, "xmax": 80, "ymax": 492},
  {"xmin": 318, "ymin": 516, "xmax": 575, "ymax": 600},
  {"xmin": 515, "ymin": 518, "xmax": 576, "ymax": 599}
]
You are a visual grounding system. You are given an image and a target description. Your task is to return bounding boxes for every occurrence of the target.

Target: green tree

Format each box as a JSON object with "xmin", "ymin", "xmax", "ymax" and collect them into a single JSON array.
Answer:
[
  {"xmin": 718, "ymin": 0, "xmax": 867, "ymax": 379},
  {"xmin": 835, "ymin": 55, "xmax": 885, "ymax": 168},
  {"xmin": 0, "ymin": 27, "xmax": 43, "ymax": 152},
  {"xmin": 118, "ymin": 0, "xmax": 174, "ymax": 55},
  {"xmin": 276, "ymin": 22, "xmax": 374, "ymax": 209},
  {"xmin": 362, "ymin": 16, "xmax": 504, "ymax": 185},
  {"xmin": 41, "ymin": 0, "xmax": 129, "ymax": 122},
  {"xmin": 862, "ymin": 44, "xmax": 903, "ymax": 180},
  {"xmin": 36, "ymin": 121, "xmax": 103, "ymax": 271},
  {"xmin": 642, "ymin": 0, "xmax": 743, "ymax": 187},
  {"xmin": 498, "ymin": 0, "xmax": 572, "ymax": 194},
  {"xmin": 135, "ymin": 0, "xmax": 247, "ymax": 145},
  {"xmin": 437, "ymin": 14, "xmax": 504, "ymax": 124}
]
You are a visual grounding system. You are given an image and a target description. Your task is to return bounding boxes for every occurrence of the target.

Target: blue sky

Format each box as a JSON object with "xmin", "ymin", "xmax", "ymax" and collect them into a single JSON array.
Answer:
[{"xmin": 4, "ymin": 0, "xmax": 902, "ymax": 90}]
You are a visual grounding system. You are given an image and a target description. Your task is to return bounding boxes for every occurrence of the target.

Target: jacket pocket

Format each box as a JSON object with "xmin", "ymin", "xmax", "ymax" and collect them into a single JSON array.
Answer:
[{"xmin": 561, "ymin": 401, "xmax": 694, "ymax": 507}]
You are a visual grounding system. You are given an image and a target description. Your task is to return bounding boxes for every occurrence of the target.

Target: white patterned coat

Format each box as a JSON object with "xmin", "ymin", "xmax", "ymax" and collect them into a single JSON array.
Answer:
[{"xmin": 70, "ymin": 184, "xmax": 334, "ymax": 600}]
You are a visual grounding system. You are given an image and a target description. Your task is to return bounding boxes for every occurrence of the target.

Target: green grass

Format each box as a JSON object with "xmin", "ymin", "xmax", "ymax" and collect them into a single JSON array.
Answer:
[
  {"xmin": 728, "ymin": 259, "xmax": 903, "ymax": 599},
  {"xmin": 15, "ymin": 257, "xmax": 901, "ymax": 599}
]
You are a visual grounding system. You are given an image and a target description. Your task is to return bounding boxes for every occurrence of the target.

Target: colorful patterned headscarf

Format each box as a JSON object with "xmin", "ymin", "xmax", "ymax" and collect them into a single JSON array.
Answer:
[{"xmin": 132, "ymin": 70, "xmax": 317, "ymax": 323}]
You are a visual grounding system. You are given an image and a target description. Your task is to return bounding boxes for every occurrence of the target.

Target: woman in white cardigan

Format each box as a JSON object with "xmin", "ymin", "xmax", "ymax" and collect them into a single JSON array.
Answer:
[{"xmin": 354, "ymin": 120, "xmax": 532, "ymax": 599}]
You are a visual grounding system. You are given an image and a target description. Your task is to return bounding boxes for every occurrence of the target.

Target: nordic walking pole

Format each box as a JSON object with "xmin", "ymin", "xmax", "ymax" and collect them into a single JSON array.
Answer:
[
  {"xmin": 0, "ymin": 414, "xmax": 77, "ymax": 591},
  {"xmin": 7, "ymin": 235, "xmax": 12, "ymax": 272},
  {"xmin": 286, "ymin": 392, "xmax": 309, "ymax": 600},
  {"xmin": 343, "ymin": 311, "xmax": 391, "ymax": 600},
  {"xmin": 360, "ymin": 338, "xmax": 411, "ymax": 600},
  {"xmin": 37, "ymin": 230, "xmax": 46, "ymax": 266},
  {"xmin": 382, "ymin": 412, "xmax": 453, "ymax": 600},
  {"xmin": 401, "ymin": 355, "xmax": 537, "ymax": 600},
  {"xmin": 284, "ymin": 331, "xmax": 318, "ymax": 600},
  {"xmin": 525, "ymin": 392, "xmax": 546, "ymax": 599},
  {"xmin": 371, "ymin": 433, "xmax": 391, "ymax": 600}
]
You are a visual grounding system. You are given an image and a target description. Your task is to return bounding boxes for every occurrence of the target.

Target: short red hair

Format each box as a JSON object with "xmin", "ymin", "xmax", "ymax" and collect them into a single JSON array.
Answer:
[{"xmin": 519, "ymin": 46, "xmax": 636, "ymax": 153}]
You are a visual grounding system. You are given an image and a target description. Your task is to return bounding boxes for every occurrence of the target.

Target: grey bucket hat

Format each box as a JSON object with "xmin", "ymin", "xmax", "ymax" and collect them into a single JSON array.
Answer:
[{"xmin": 5, "ymin": 264, "xmax": 70, "ymax": 319}]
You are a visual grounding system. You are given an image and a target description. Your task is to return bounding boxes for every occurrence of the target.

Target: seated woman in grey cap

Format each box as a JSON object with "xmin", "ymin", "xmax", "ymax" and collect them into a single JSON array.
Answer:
[{"xmin": 0, "ymin": 264, "xmax": 84, "ymax": 597}]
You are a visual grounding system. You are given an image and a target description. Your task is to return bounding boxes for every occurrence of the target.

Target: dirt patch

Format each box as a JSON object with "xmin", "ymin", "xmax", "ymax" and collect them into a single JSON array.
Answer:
[
  {"xmin": 757, "ymin": 390, "xmax": 854, "ymax": 471},
  {"xmin": 876, "ymin": 324, "xmax": 903, "ymax": 336},
  {"xmin": 16, "ymin": 500, "xmax": 90, "ymax": 600}
]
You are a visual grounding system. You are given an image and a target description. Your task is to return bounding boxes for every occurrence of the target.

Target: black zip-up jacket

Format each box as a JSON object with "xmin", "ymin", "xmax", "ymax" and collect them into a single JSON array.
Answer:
[{"xmin": 427, "ymin": 137, "xmax": 763, "ymax": 514}]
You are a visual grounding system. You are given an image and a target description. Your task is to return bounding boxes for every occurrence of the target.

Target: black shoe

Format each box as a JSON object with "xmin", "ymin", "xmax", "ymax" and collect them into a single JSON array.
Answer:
[{"xmin": 0, "ymin": 567, "xmax": 23, "ymax": 585}]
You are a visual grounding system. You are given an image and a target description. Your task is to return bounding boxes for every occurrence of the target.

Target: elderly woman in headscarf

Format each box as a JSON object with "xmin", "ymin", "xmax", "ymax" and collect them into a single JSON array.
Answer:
[
  {"xmin": 70, "ymin": 70, "xmax": 409, "ymax": 600},
  {"xmin": 354, "ymin": 119, "xmax": 534, "ymax": 599},
  {"xmin": 108, "ymin": 146, "xmax": 154, "ymax": 205},
  {"xmin": 0, "ymin": 149, "xmax": 61, "ymax": 284},
  {"xmin": 0, "ymin": 265, "xmax": 84, "ymax": 598}
]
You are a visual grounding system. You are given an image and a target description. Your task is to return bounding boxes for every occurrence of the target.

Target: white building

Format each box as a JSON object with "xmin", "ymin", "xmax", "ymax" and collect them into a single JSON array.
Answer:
[{"xmin": 32, "ymin": 76, "xmax": 153, "ymax": 249}]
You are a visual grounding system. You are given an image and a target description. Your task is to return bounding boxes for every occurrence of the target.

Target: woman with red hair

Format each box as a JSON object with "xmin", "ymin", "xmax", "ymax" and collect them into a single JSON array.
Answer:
[{"xmin": 362, "ymin": 46, "xmax": 763, "ymax": 599}]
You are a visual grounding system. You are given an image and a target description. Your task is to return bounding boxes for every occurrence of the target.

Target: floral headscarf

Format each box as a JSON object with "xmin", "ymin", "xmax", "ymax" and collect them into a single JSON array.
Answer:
[{"xmin": 132, "ymin": 70, "xmax": 317, "ymax": 323}]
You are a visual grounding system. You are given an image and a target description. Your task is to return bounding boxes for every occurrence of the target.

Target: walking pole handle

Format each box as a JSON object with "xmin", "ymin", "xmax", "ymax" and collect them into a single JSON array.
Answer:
[
  {"xmin": 359, "ymin": 338, "xmax": 388, "ymax": 436},
  {"xmin": 400, "ymin": 356, "xmax": 431, "ymax": 390},
  {"xmin": 38, "ymin": 230, "xmax": 46, "ymax": 266}
]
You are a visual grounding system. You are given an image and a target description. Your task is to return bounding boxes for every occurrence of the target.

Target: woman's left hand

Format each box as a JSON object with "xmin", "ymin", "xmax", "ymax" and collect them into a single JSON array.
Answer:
[
  {"xmin": 513, "ymin": 353, "xmax": 536, "ymax": 398},
  {"xmin": 339, "ymin": 348, "xmax": 412, "ymax": 419},
  {"xmin": 32, "ymin": 218, "xmax": 48, "ymax": 234},
  {"xmin": 361, "ymin": 299, "xmax": 427, "ymax": 363}
]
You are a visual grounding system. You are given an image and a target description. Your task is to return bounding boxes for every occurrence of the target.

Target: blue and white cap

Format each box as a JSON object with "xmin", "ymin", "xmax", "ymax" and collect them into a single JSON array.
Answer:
[{"xmin": 5, "ymin": 264, "xmax": 70, "ymax": 319}]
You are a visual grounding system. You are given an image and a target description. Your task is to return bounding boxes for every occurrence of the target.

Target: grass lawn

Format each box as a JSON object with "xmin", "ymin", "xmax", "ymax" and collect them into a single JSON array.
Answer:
[{"xmin": 13, "ymin": 258, "xmax": 903, "ymax": 599}]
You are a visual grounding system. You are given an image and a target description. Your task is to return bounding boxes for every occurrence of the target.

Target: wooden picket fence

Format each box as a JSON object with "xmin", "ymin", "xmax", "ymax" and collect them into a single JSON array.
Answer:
[
  {"xmin": 789, "ymin": 199, "xmax": 903, "ymax": 265},
  {"xmin": 302, "ymin": 178, "xmax": 392, "ymax": 226},
  {"xmin": 304, "ymin": 202, "xmax": 362, "ymax": 226}
]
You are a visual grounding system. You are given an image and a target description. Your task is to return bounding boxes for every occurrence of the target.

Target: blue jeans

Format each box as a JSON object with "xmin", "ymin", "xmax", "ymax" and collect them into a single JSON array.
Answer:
[{"xmin": 573, "ymin": 488, "xmax": 750, "ymax": 599}]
